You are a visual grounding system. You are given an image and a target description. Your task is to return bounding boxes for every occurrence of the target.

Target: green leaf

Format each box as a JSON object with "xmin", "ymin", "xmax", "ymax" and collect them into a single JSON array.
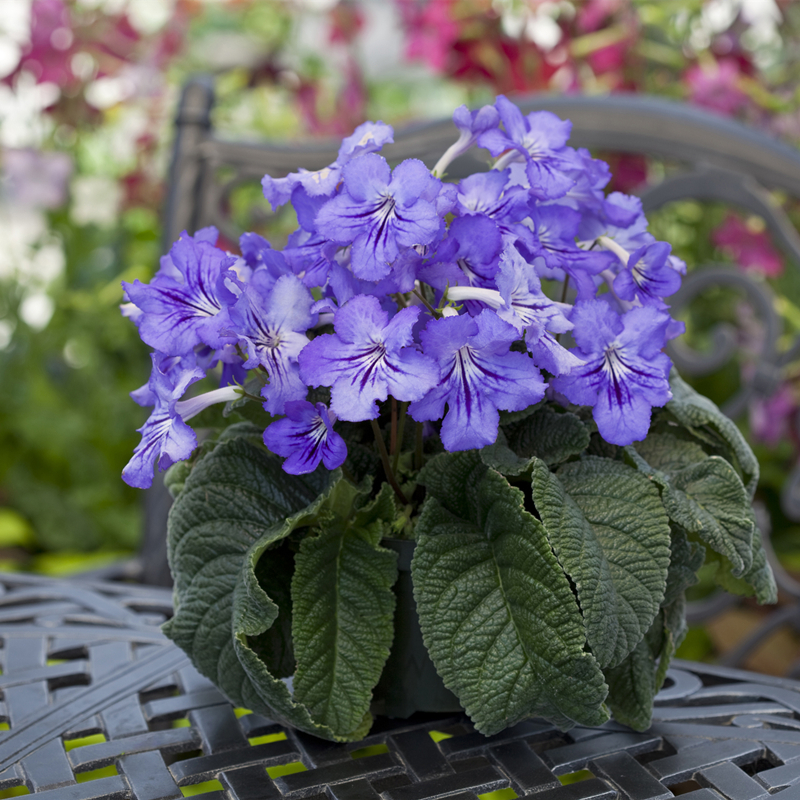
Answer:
[
  {"xmin": 603, "ymin": 634, "xmax": 656, "ymax": 731},
  {"xmin": 163, "ymin": 435, "xmax": 350, "ymax": 741},
  {"xmin": 662, "ymin": 458, "xmax": 754, "ymax": 577},
  {"xmin": 709, "ymin": 507, "xmax": 777, "ymax": 604},
  {"xmin": 504, "ymin": 406, "xmax": 591, "ymax": 466},
  {"xmin": 352, "ymin": 481, "xmax": 397, "ymax": 533},
  {"xmin": 498, "ymin": 401, "xmax": 543, "ymax": 426},
  {"xmin": 164, "ymin": 460, "xmax": 191, "ymax": 500},
  {"xmin": 533, "ymin": 458, "xmax": 671, "ymax": 669},
  {"xmin": 479, "ymin": 428, "xmax": 531, "ymax": 476},
  {"xmin": 635, "ymin": 432, "xmax": 708, "ymax": 474},
  {"xmin": 663, "ymin": 524, "xmax": 705, "ymax": 607},
  {"xmin": 666, "ymin": 371, "xmax": 759, "ymax": 500},
  {"xmin": 232, "ymin": 522, "xmax": 361, "ymax": 742},
  {"xmin": 626, "ymin": 443, "xmax": 754, "ymax": 579},
  {"xmin": 248, "ymin": 542, "xmax": 296, "ymax": 678},
  {"xmin": 603, "ymin": 597, "xmax": 685, "ymax": 731},
  {"xmin": 413, "ymin": 452, "xmax": 608, "ymax": 735},
  {"xmin": 291, "ymin": 526, "xmax": 398, "ymax": 737}
]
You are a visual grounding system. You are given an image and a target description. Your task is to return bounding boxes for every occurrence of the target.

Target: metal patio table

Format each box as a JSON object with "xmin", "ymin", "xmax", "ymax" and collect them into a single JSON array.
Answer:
[{"xmin": 1, "ymin": 573, "xmax": 800, "ymax": 800}]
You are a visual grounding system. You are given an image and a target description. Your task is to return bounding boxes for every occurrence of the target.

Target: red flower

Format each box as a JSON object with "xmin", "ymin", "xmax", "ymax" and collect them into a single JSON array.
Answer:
[
  {"xmin": 712, "ymin": 212, "xmax": 783, "ymax": 278},
  {"xmin": 684, "ymin": 58, "xmax": 749, "ymax": 117}
]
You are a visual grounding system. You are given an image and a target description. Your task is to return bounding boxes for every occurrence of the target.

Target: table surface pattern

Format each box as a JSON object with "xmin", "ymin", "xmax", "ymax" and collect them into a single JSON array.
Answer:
[{"xmin": 1, "ymin": 572, "xmax": 800, "ymax": 800}]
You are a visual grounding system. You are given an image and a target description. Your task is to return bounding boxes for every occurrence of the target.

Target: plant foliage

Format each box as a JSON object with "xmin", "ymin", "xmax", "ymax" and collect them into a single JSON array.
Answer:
[{"xmin": 164, "ymin": 373, "xmax": 775, "ymax": 741}]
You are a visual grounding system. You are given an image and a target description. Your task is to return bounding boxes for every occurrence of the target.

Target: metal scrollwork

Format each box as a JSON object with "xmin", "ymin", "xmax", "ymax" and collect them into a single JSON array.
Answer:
[{"xmin": 666, "ymin": 265, "xmax": 783, "ymax": 419}]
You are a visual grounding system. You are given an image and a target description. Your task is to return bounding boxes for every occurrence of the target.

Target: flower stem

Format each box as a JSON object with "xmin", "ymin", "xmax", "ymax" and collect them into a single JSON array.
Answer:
[
  {"xmin": 556, "ymin": 275, "xmax": 571, "ymax": 343},
  {"xmin": 390, "ymin": 397, "xmax": 398, "ymax": 456},
  {"xmin": 415, "ymin": 422, "xmax": 424, "ymax": 472},
  {"xmin": 371, "ymin": 419, "xmax": 408, "ymax": 505},
  {"xmin": 412, "ymin": 286, "xmax": 437, "ymax": 315},
  {"xmin": 560, "ymin": 274, "xmax": 571, "ymax": 304},
  {"xmin": 392, "ymin": 402, "xmax": 408, "ymax": 475}
]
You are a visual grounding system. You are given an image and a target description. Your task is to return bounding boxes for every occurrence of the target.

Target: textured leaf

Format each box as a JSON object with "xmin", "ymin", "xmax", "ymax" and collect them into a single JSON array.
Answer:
[
  {"xmin": 413, "ymin": 452, "xmax": 608, "ymax": 735},
  {"xmin": 603, "ymin": 597, "xmax": 684, "ymax": 731},
  {"xmin": 249, "ymin": 543, "xmax": 296, "ymax": 678},
  {"xmin": 504, "ymin": 406, "xmax": 590, "ymax": 466},
  {"xmin": 498, "ymin": 402, "xmax": 543, "ymax": 426},
  {"xmin": 666, "ymin": 371, "xmax": 759, "ymax": 500},
  {"xmin": 634, "ymin": 432, "xmax": 708, "ymax": 474},
  {"xmin": 534, "ymin": 458, "xmax": 671, "ymax": 669},
  {"xmin": 164, "ymin": 460, "xmax": 191, "ymax": 500},
  {"xmin": 663, "ymin": 524, "xmax": 705, "ymax": 607},
  {"xmin": 603, "ymin": 634, "xmax": 656, "ymax": 731},
  {"xmin": 710, "ymin": 506, "xmax": 777, "ymax": 604},
  {"xmin": 163, "ymin": 435, "xmax": 350, "ymax": 740},
  {"xmin": 291, "ymin": 527, "xmax": 398, "ymax": 736},
  {"xmin": 352, "ymin": 481, "xmax": 397, "ymax": 534},
  {"xmin": 232, "ymin": 525, "xmax": 367, "ymax": 741},
  {"xmin": 662, "ymin": 458, "xmax": 753, "ymax": 576},
  {"xmin": 479, "ymin": 428, "xmax": 530, "ymax": 476},
  {"xmin": 626, "ymin": 445, "xmax": 754, "ymax": 578}
]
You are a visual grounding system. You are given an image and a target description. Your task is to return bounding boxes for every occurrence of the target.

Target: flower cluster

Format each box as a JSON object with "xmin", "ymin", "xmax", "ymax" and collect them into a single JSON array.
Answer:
[{"xmin": 122, "ymin": 96, "xmax": 687, "ymax": 488}]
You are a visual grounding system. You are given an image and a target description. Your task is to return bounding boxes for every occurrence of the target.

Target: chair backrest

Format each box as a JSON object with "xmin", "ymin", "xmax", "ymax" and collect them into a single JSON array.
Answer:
[{"xmin": 152, "ymin": 77, "xmax": 800, "ymax": 672}]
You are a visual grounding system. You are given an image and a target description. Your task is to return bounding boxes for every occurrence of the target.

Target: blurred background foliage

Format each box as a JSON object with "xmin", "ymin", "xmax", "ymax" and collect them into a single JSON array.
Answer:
[{"xmin": 1, "ymin": 0, "xmax": 800, "ymax": 665}]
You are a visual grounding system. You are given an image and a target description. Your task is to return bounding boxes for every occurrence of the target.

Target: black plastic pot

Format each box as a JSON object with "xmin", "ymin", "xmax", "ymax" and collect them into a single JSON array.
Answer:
[{"xmin": 371, "ymin": 538, "xmax": 461, "ymax": 719}]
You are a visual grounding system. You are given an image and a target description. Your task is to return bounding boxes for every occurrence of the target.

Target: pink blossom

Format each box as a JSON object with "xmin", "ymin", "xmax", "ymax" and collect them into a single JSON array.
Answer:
[
  {"xmin": 749, "ymin": 383, "xmax": 795, "ymax": 447},
  {"xmin": 397, "ymin": 0, "xmax": 460, "ymax": 73},
  {"xmin": 577, "ymin": 0, "xmax": 623, "ymax": 32},
  {"xmin": 16, "ymin": 0, "xmax": 75, "ymax": 86},
  {"xmin": 684, "ymin": 58, "xmax": 748, "ymax": 117},
  {"xmin": 712, "ymin": 213, "xmax": 784, "ymax": 278}
]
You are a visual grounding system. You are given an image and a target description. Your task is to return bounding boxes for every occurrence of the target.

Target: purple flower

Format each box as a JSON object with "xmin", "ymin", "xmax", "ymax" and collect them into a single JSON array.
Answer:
[
  {"xmin": 315, "ymin": 155, "xmax": 442, "ymax": 281},
  {"xmin": 123, "ymin": 231, "xmax": 238, "ymax": 356},
  {"xmin": 550, "ymin": 301, "xmax": 673, "ymax": 445},
  {"xmin": 454, "ymin": 171, "xmax": 535, "ymax": 250},
  {"xmin": 299, "ymin": 294, "xmax": 439, "ymax": 422},
  {"xmin": 478, "ymin": 96, "xmax": 576, "ymax": 200},
  {"xmin": 526, "ymin": 204, "xmax": 615, "ymax": 300},
  {"xmin": 262, "ymin": 121, "xmax": 394, "ymax": 208},
  {"xmin": 155, "ymin": 226, "xmax": 220, "ymax": 282},
  {"xmin": 579, "ymin": 193, "xmax": 652, "ymax": 253},
  {"xmin": 263, "ymin": 401, "xmax": 347, "ymax": 475},
  {"xmin": 231, "ymin": 273, "xmax": 314, "ymax": 415},
  {"xmin": 283, "ymin": 228, "xmax": 338, "ymax": 289},
  {"xmin": 495, "ymin": 248, "xmax": 584, "ymax": 376},
  {"xmin": 433, "ymin": 104, "xmax": 500, "ymax": 177},
  {"xmin": 420, "ymin": 215, "xmax": 503, "ymax": 293},
  {"xmin": 613, "ymin": 241, "xmax": 681, "ymax": 307},
  {"xmin": 122, "ymin": 355, "xmax": 206, "ymax": 489},
  {"xmin": 409, "ymin": 310, "xmax": 546, "ymax": 451}
]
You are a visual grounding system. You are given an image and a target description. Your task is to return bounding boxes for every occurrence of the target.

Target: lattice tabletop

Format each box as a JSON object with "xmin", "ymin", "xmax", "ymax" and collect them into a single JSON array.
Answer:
[{"xmin": 1, "ymin": 573, "xmax": 800, "ymax": 800}]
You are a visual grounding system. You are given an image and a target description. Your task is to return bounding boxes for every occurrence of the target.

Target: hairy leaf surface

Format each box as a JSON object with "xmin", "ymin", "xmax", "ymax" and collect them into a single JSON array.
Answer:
[
  {"xmin": 163, "ymin": 434, "xmax": 351, "ymax": 740},
  {"xmin": 413, "ymin": 452, "xmax": 608, "ymax": 735},
  {"xmin": 627, "ymin": 444, "xmax": 754, "ymax": 578},
  {"xmin": 291, "ymin": 525, "xmax": 397, "ymax": 736},
  {"xmin": 504, "ymin": 406, "xmax": 590, "ymax": 466},
  {"xmin": 603, "ymin": 597, "xmax": 684, "ymax": 731},
  {"xmin": 709, "ymin": 506, "xmax": 777, "ymax": 603},
  {"xmin": 534, "ymin": 458, "xmax": 671, "ymax": 669},
  {"xmin": 666, "ymin": 372, "xmax": 758, "ymax": 499}
]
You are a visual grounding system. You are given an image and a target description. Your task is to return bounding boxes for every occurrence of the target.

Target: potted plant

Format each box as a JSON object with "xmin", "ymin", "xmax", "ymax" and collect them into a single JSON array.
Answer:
[{"xmin": 121, "ymin": 95, "xmax": 776, "ymax": 743}]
